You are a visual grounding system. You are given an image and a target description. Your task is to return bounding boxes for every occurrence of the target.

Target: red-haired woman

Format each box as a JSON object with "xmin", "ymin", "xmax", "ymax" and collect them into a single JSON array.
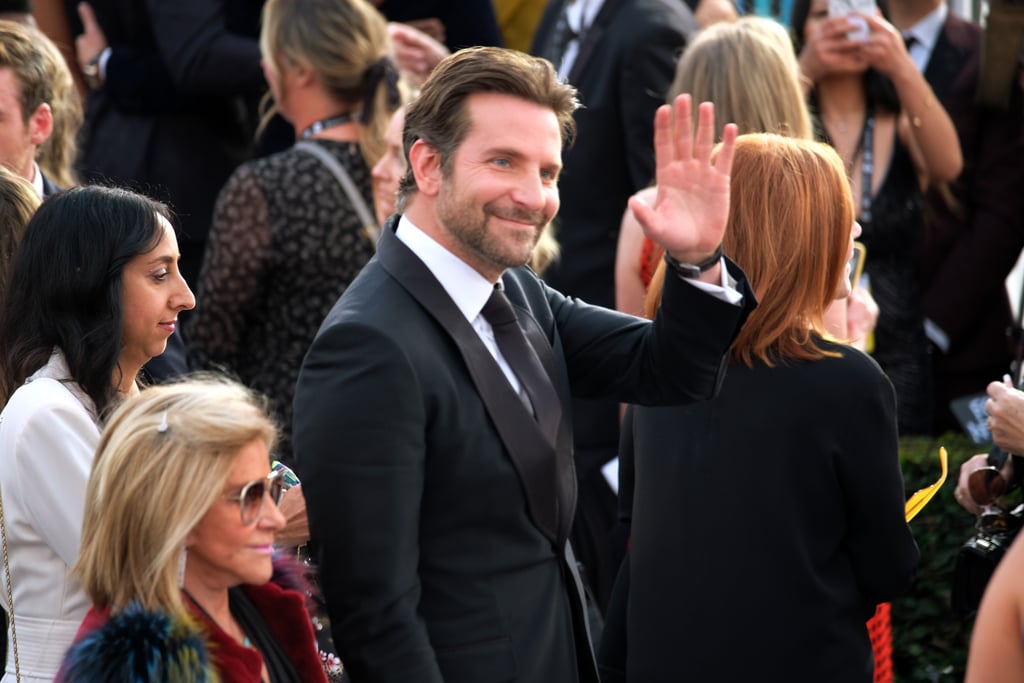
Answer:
[{"xmin": 602, "ymin": 134, "xmax": 919, "ymax": 683}]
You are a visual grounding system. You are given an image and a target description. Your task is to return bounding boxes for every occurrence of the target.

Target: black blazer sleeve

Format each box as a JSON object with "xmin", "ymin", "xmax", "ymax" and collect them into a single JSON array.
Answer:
[
  {"xmin": 102, "ymin": 46, "xmax": 181, "ymax": 114},
  {"xmin": 919, "ymin": 18, "xmax": 1024, "ymax": 349},
  {"xmin": 146, "ymin": 0, "xmax": 264, "ymax": 94},
  {"xmin": 295, "ymin": 317, "xmax": 446, "ymax": 683}
]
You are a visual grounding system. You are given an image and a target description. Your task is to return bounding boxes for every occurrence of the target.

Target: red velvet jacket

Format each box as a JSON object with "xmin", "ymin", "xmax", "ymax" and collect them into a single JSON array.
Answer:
[{"xmin": 58, "ymin": 580, "xmax": 327, "ymax": 683}]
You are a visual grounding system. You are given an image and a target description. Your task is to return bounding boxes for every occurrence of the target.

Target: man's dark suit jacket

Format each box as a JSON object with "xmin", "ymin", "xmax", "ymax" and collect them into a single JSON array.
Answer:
[
  {"xmin": 40, "ymin": 172, "xmax": 60, "ymax": 197},
  {"xmin": 293, "ymin": 219, "xmax": 752, "ymax": 683},
  {"xmin": 531, "ymin": 0, "xmax": 697, "ymax": 601},
  {"xmin": 68, "ymin": 0, "xmax": 265, "ymax": 285},
  {"xmin": 376, "ymin": 0, "xmax": 504, "ymax": 50},
  {"xmin": 915, "ymin": 13, "xmax": 1024, "ymax": 431},
  {"xmin": 532, "ymin": 0, "xmax": 696, "ymax": 310}
]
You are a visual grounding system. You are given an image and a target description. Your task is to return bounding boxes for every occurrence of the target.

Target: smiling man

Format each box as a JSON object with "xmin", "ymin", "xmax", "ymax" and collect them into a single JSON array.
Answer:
[{"xmin": 293, "ymin": 46, "xmax": 753, "ymax": 683}]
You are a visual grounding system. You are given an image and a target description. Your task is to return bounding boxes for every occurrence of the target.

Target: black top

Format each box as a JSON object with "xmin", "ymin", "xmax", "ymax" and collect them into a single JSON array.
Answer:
[
  {"xmin": 615, "ymin": 339, "xmax": 919, "ymax": 682},
  {"xmin": 0, "ymin": 0, "xmax": 29, "ymax": 12}
]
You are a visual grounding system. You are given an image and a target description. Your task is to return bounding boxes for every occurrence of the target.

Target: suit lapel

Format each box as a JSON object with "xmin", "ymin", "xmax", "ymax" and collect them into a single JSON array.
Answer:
[
  {"xmin": 568, "ymin": 0, "xmax": 624, "ymax": 84},
  {"xmin": 923, "ymin": 20, "xmax": 967, "ymax": 102},
  {"xmin": 376, "ymin": 223, "xmax": 563, "ymax": 545},
  {"xmin": 500, "ymin": 274, "xmax": 578, "ymax": 543}
]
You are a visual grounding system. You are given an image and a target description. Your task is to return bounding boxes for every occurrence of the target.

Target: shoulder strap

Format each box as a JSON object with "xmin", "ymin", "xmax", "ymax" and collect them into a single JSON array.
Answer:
[
  {"xmin": 293, "ymin": 141, "xmax": 380, "ymax": 245},
  {"xmin": 0, "ymin": 416, "xmax": 21, "ymax": 682}
]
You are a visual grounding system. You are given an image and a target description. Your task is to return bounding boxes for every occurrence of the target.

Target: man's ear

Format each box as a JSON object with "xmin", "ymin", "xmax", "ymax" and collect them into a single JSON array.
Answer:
[
  {"xmin": 28, "ymin": 102, "xmax": 52, "ymax": 147},
  {"xmin": 408, "ymin": 138, "xmax": 442, "ymax": 197}
]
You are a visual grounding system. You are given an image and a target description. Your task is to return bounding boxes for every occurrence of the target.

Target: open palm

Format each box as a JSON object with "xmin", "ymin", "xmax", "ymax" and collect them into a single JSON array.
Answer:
[{"xmin": 630, "ymin": 95, "xmax": 737, "ymax": 263}]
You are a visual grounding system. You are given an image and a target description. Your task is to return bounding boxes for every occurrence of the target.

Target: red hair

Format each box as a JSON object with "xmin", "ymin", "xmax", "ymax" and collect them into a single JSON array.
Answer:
[{"xmin": 645, "ymin": 134, "xmax": 854, "ymax": 366}]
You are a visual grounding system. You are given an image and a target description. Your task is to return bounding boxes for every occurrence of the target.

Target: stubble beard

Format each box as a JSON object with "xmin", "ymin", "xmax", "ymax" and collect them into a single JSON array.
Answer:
[{"xmin": 438, "ymin": 189, "xmax": 544, "ymax": 276}]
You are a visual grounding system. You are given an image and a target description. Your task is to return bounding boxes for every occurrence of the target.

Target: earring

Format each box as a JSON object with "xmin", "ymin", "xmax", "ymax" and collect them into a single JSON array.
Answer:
[{"xmin": 177, "ymin": 546, "xmax": 187, "ymax": 588}]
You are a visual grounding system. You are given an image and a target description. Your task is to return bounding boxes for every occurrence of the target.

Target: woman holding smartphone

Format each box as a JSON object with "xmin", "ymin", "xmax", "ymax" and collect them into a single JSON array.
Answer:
[{"xmin": 792, "ymin": 0, "xmax": 961, "ymax": 435}]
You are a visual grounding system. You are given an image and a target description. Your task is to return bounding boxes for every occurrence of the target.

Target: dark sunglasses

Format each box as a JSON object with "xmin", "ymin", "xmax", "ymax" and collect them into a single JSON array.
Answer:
[
  {"xmin": 225, "ymin": 469, "xmax": 285, "ymax": 525},
  {"xmin": 967, "ymin": 465, "xmax": 1008, "ymax": 507}
]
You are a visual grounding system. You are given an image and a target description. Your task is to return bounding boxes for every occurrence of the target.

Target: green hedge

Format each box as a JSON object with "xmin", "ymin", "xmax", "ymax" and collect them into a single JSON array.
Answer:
[{"xmin": 891, "ymin": 433, "xmax": 1012, "ymax": 682}]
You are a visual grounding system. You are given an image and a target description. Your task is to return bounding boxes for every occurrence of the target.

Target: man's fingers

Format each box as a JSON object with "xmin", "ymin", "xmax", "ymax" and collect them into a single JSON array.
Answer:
[
  {"xmin": 652, "ymin": 103, "xmax": 673, "ymax": 179},
  {"xmin": 713, "ymin": 123, "xmax": 738, "ymax": 176},
  {"xmin": 77, "ymin": 2, "xmax": 98, "ymax": 32},
  {"xmin": 671, "ymin": 94, "xmax": 692, "ymax": 162},
  {"xmin": 693, "ymin": 100, "xmax": 716, "ymax": 163},
  {"xmin": 627, "ymin": 194, "xmax": 657, "ymax": 239}
]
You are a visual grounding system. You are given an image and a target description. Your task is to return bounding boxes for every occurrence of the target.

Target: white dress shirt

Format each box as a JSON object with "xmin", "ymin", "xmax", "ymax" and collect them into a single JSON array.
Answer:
[
  {"xmin": 557, "ymin": 0, "xmax": 607, "ymax": 81},
  {"xmin": 903, "ymin": 2, "xmax": 947, "ymax": 74},
  {"xmin": 30, "ymin": 161, "xmax": 43, "ymax": 198},
  {"xmin": 396, "ymin": 216, "xmax": 525, "ymax": 393},
  {"xmin": 395, "ymin": 215, "xmax": 741, "ymax": 390}
]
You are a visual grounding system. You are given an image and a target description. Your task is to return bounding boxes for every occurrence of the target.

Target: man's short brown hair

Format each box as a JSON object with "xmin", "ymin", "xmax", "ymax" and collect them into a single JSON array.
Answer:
[{"xmin": 396, "ymin": 46, "xmax": 579, "ymax": 211}]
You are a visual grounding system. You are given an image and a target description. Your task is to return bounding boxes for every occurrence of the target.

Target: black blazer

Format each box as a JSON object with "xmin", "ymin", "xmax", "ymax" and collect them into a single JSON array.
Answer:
[
  {"xmin": 70, "ymin": 0, "xmax": 265, "ymax": 282},
  {"xmin": 532, "ymin": 0, "xmax": 697, "ymax": 308},
  {"xmin": 376, "ymin": 0, "xmax": 504, "ymax": 50},
  {"xmin": 293, "ymin": 218, "xmax": 753, "ymax": 683},
  {"xmin": 603, "ymin": 341, "xmax": 919, "ymax": 683},
  {"xmin": 40, "ymin": 172, "xmax": 60, "ymax": 198},
  {"xmin": 915, "ymin": 14, "xmax": 1024, "ymax": 418}
]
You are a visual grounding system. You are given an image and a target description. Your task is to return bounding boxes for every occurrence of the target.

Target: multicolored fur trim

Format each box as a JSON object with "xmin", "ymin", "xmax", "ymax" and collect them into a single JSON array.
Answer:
[{"xmin": 59, "ymin": 603, "xmax": 214, "ymax": 683}]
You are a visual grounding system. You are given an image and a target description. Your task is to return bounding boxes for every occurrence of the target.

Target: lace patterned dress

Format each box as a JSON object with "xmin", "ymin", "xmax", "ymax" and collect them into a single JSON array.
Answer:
[{"xmin": 188, "ymin": 140, "xmax": 376, "ymax": 462}]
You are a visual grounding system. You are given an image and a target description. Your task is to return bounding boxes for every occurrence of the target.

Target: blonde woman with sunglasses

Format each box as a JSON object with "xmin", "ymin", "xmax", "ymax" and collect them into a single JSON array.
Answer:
[{"xmin": 56, "ymin": 377, "xmax": 327, "ymax": 683}]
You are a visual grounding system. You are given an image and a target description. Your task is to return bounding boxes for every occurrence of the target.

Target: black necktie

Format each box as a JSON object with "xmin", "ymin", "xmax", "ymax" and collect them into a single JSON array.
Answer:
[
  {"xmin": 903, "ymin": 34, "xmax": 917, "ymax": 50},
  {"xmin": 481, "ymin": 287, "xmax": 561, "ymax": 430},
  {"xmin": 541, "ymin": 1, "xmax": 577, "ymax": 67}
]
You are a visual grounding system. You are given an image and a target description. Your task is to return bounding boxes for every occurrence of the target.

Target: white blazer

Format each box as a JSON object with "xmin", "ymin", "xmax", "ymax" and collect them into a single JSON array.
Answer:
[{"xmin": 0, "ymin": 350, "xmax": 100, "ymax": 682}]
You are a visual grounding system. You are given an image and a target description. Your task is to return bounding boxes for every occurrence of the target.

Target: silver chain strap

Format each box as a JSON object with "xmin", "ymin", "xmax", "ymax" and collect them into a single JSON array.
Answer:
[{"xmin": 0, "ymin": 416, "xmax": 21, "ymax": 682}]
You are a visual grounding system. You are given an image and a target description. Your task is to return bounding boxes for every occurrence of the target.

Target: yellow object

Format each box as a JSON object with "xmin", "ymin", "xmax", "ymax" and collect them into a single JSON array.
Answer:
[
  {"xmin": 905, "ymin": 447, "xmax": 948, "ymax": 522},
  {"xmin": 492, "ymin": 0, "xmax": 547, "ymax": 52}
]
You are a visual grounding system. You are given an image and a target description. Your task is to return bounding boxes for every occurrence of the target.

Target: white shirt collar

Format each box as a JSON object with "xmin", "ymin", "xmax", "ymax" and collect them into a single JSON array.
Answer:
[
  {"xmin": 904, "ymin": 2, "xmax": 947, "ymax": 72},
  {"xmin": 557, "ymin": 0, "xmax": 606, "ymax": 81},
  {"xmin": 394, "ymin": 215, "xmax": 497, "ymax": 323},
  {"xmin": 31, "ymin": 161, "xmax": 43, "ymax": 198},
  {"xmin": 566, "ymin": 0, "xmax": 605, "ymax": 32}
]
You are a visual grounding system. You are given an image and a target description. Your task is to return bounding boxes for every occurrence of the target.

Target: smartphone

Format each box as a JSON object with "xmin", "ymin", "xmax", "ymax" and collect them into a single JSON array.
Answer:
[
  {"xmin": 828, "ymin": 0, "xmax": 875, "ymax": 41},
  {"xmin": 848, "ymin": 241, "xmax": 866, "ymax": 289}
]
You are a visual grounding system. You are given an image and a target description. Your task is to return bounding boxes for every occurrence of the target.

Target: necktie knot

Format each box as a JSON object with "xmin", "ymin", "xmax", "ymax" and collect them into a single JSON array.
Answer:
[{"xmin": 482, "ymin": 287, "xmax": 519, "ymax": 328}]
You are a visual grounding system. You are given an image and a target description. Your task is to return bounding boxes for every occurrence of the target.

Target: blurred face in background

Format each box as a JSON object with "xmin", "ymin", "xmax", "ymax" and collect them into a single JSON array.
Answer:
[
  {"xmin": 372, "ymin": 106, "xmax": 406, "ymax": 224},
  {"xmin": 0, "ymin": 67, "xmax": 50, "ymax": 183}
]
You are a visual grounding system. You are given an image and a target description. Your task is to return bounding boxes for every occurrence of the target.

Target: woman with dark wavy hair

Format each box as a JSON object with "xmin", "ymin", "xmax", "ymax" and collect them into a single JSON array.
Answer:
[{"xmin": 0, "ymin": 185, "xmax": 194, "ymax": 682}]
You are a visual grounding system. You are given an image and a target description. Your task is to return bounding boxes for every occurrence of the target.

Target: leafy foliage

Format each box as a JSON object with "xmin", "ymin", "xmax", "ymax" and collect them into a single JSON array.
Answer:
[{"xmin": 891, "ymin": 433, "xmax": 1007, "ymax": 682}]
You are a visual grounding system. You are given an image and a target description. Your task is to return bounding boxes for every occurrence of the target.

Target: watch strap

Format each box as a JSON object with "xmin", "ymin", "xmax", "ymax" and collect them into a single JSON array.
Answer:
[{"xmin": 663, "ymin": 243, "xmax": 724, "ymax": 279}]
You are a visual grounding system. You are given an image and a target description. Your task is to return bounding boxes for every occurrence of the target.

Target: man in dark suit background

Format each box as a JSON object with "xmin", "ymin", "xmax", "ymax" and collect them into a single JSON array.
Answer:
[
  {"xmin": 890, "ymin": 0, "xmax": 1024, "ymax": 434},
  {"xmin": 530, "ymin": 0, "xmax": 698, "ymax": 608},
  {"xmin": 293, "ymin": 47, "xmax": 752, "ymax": 683},
  {"xmin": 68, "ymin": 0, "xmax": 266, "ymax": 286},
  {"xmin": 0, "ymin": 20, "xmax": 64, "ymax": 197}
]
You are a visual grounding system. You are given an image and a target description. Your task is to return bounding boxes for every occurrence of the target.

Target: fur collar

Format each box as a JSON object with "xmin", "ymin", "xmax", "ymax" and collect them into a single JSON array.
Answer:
[
  {"xmin": 58, "ymin": 603, "xmax": 214, "ymax": 682},
  {"xmin": 59, "ymin": 554, "xmax": 328, "ymax": 683}
]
